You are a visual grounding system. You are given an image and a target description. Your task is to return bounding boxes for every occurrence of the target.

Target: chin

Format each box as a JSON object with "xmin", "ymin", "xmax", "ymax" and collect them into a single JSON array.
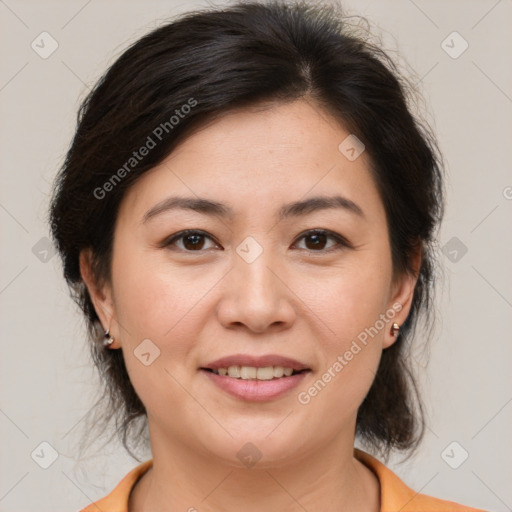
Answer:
[{"xmin": 200, "ymin": 426, "xmax": 308, "ymax": 470}]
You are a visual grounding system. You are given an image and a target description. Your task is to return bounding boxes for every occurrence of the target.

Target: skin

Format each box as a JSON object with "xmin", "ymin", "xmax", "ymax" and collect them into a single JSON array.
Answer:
[{"xmin": 80, "ymin": 98, "xmax": 420, "ymax": 512}]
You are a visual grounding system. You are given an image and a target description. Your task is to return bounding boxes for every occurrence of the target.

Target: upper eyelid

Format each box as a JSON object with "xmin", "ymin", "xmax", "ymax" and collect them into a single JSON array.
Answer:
[{"xmin": 160, "ymin": 229, "xmax": 220, "ymax": 251}]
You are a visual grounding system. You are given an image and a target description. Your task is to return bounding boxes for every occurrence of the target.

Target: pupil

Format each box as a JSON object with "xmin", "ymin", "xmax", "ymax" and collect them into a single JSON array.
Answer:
[
  {"xmin": 306, "ymin": 233, "xmax": 326, "ymax": 250},
  {"xmin": 184, "ymin": 234, "xmax": 204, "ymax": 250}
]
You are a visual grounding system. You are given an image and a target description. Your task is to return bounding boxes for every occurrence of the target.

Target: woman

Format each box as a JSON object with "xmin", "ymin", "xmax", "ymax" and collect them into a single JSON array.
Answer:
[{"xmin": 49, "ymin": 1, "xmax": 485, "ymax": 510}]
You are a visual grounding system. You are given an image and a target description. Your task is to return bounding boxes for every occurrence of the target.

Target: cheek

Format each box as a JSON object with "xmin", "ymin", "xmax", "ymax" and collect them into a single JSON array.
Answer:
[
  {"xmin": 110, "ymin": 250, "xmax": 205, "ymax": 410},
  {"xmin": 299, "ymin": 253, "xmax": 392, "ymax": 347},
  {"xmin": 110, "ymin": 246, "xmax": 228, "ymax": 383},
  {"xmin": 112, "ymin": 245, "xmax": 200, "ymax": 339},
  {"xmin": 294, "ymin": 252, "xmax": 391, "ymax": 401},
  {"xmin": 295, "ymin": 273, "xmax": 387, "ymax": 417}
]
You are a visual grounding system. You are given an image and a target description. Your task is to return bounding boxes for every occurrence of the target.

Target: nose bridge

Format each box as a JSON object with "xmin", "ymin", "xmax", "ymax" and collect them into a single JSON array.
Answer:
[
  {"xmin": 217, "ymin": 234, "xmax": 295, "ymax": 332},
  {"xmin": 233, "ymin": 234, "xmax": 279, "ymax": 298}
]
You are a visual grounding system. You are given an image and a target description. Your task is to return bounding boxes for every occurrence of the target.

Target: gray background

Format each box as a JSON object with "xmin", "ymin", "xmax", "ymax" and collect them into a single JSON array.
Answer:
[{"xmin": 1, "ymin": 0, "xmax": 511, "ymax": 510}]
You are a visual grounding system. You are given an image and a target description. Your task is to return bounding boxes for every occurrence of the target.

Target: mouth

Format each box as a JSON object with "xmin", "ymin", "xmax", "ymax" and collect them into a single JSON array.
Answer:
[{"xmin": 199, "ymin": 354, "xmax": 311, "ymax": 401}]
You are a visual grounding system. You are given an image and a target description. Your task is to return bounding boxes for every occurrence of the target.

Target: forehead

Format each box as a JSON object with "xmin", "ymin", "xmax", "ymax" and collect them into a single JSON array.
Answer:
[{"xmin": 118, "ymin": 99, "xmax": 385, "ymax": 226}]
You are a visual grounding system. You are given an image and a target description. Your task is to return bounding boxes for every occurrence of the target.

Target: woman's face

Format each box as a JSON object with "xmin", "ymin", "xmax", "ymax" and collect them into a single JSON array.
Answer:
[{"xmin": 83, "ymin": 99, "xmax": 418, "ymax": 467}]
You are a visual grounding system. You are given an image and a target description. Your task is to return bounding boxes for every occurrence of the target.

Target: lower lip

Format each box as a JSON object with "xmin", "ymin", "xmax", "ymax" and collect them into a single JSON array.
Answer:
[{"xmin": 200, "ymin": 369, "xmax": 309, "ymax": 402}]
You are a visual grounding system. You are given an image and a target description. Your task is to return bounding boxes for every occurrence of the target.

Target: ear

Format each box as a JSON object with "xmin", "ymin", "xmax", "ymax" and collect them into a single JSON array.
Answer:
[
  {"xmin": 383, "ymin": 242, "xmax": 422, "ymax": 349},
  {"xmin": 79, "ymin": 248, "xmax": 120, "ymax": 348}
]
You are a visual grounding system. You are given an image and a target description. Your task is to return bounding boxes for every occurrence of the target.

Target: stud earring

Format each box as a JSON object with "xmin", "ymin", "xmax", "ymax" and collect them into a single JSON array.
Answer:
[
  {"xmin": 390, "ymin": 323, "xmax": 400, "ymax": 337},
  {"xmin": 103, "ymin": 329, "xmax": 114, "ymax": 347}
]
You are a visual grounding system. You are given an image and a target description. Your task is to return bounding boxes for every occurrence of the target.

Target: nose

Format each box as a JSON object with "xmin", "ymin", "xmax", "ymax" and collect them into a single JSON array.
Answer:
[{"xmin": 216, "ymin": 245, "xmax": 296, "ymax": 334}]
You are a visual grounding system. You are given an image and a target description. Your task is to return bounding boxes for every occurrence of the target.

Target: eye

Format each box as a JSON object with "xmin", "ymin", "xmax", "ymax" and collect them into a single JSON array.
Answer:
[
  {"xmin": 162, "ymin": 230, "xmax": 220, "ymax": 252},
  {"xmin": 292, "ymin": 229, "xmax": 349, "ymax": 252},
  {"xmin": 161, "ymin": 228, "xmax": 349, "ymax": 253}
]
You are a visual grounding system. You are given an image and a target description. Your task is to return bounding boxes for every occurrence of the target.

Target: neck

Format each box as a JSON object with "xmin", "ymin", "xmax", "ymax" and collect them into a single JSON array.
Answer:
[{"xmin": 129, "ymin": 425, "xmax": 380, "ymax": 512}]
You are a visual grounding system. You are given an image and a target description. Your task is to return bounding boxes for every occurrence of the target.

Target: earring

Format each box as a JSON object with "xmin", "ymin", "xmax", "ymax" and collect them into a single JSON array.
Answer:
[
  {"xmin": 103, "ymin": 329, "xmax": 114, "ymax": 347},
  {"xmin": 390, "ymin": 323, "xmax": 400, "ymax": 337}
]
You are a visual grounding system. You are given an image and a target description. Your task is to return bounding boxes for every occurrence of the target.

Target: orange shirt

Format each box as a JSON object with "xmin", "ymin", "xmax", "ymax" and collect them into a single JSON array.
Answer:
[{"xmin": 79, "ymin": 448, "xmax": 486, "ymax": 511}]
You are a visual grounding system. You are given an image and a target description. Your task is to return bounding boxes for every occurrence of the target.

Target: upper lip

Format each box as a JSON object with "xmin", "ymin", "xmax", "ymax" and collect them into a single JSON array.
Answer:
[{"xmin": 201, "ymin": 354, "xmax": 310, "ymax": 371}]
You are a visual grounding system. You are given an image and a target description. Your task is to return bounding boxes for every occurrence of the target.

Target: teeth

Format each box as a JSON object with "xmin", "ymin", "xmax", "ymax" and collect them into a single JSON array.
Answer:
[
  {"xmin": 227, "ymin": 366, "xmax": 240, "ymax": 378},
  {"xmin": 273, "ymin": 366, "xmax": 284, "ymax": 378},
  {"xmin": 256, "ymin": 367, "xmax": 274, "ymax": 380},
  {"xmin": 212, "ymin": 365, "xmax": 300, "ymax": 380},
  {"xmin": 240, "ymin": 366, "xmax": 257, "ymax": 379}
]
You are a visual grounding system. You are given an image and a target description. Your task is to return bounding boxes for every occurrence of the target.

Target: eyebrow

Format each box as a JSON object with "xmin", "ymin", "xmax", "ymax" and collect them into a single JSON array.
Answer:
[{"xmin": 142, "ymin": 194, "xmax": 365, "ymax": 224}]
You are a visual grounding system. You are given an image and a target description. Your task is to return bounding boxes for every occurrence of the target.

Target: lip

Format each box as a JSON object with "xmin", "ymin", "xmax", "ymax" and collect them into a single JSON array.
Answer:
[
  {"xmin": 201, "ymin": 353, "xmax": 311, "ymax": 372},
  {"xmin": 200, "ymin": 368, "xmax": 310, "ymax": 402}
]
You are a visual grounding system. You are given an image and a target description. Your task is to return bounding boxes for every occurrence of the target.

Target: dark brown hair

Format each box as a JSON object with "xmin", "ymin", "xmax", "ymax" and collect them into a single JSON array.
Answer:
[{"xmin": 49, "ymin": 0, "xmax": 444, "ymax": 463}]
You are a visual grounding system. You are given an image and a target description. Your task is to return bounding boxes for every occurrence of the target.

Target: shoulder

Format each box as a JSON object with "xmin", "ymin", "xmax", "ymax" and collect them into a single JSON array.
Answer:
[
  {"xmin": 354, "ymin": 448, "xmax": 487, "ymax": 512},
  {"xmin": 79, "ymin": 459, "xmax": 153, "ymax": 512}
]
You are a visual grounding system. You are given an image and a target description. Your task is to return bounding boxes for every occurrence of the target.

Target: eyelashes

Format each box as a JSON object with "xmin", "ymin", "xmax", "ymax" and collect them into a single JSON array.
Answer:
[
  {"xmin": 162, "ymin": 230, "xmax": 218, "ymax": 251},
  {"xmin": 160, "ymin": 228, "xmax": 351, "ymax": 253},
  {"xmin": 293, "ymin": 230, "xmax": 350, "ymax": 252}
]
